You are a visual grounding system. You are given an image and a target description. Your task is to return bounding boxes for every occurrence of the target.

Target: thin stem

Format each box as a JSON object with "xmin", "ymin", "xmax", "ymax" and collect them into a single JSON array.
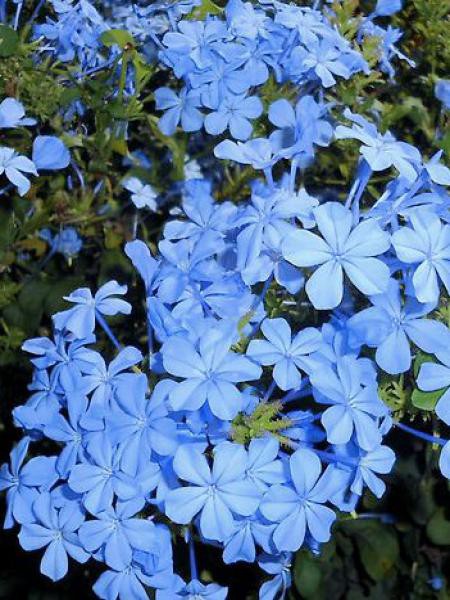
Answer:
[
  {"xmin": 188, "ymin": 535, "xmax": 198, "ymax": 581},
  {"xmin": 118, "ymin": 50, "xmax": 131, "ymax": 103},
  {"xmin": 13, "ymin": 1, "xmax": 23, "ymax": 30},
  {"xmin": 263, "ymin": 380, "xmax": 277, "ymax": 403},
  {"xmin": 132, "ymin": 212, "xmax": 139, "ymax": 239},
  {"xmin": 395, "ymin": 422, "xmax": 447, "ymax": 447},
  {"xmin": 289, "ymin": 159, "xmax": 298, "ymax": 192},
  {"xmin": 247, "ymin": 276, "xmax": 274, "ymax": 340},
  {"xmin": 280, "ymin": 378, "xmax": 311, "ymax": 403},
  {"xmin": 146, "ymin": 307, "xmax": 154, "ymax": 358},
  {"xmin": 95, "ymin": 310, "xmax": 122, "ymax": 351},
  {"xmin": 314, "ymin": 449, "xmax": 358, "ymax": 468},
  {"xmin": 21, "ymin": 0, "xmax": 45, "ymax": 38},
  {"xmin": 264, "ymin": 167, "xmax": 274, "ymax": 189}
]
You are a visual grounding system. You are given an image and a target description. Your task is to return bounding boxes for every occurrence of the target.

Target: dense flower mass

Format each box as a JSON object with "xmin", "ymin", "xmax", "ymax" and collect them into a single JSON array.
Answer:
[{"xmin": 0, "ymin": 0, "xmax": 449, "ymax": 599}]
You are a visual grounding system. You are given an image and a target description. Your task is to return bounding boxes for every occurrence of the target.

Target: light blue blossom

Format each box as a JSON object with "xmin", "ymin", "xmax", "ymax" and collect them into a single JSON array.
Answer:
[
  {"xmin": 155, "ymin": 87, "xmax": 204, "ymax": 135},
  {"xmin": 124, "ymin": 177, "xmax": 158, "ymax": 210},
  {"xmin": 0, "ymin": 147, "xmax": 37, "ymax": 196},
  {"xmin": 335, "ymin": 110, "xmax": 421, "ymax": 181},
  {"xmin": 348, "ymin": 278, "xmax": 450, "ymax": 374},
  {"xmin": 204, "ymin": 92, "xmax": 263, "ymax": 140},
  {"xmin": 18, "ymin": 492, "xmax": 89, "ymax": 582},
  {"xmin": 0, "ymin": 98, "xmax": 36, "ymax": 128},
  {"xmin": 417, "ymin": 350, "xmax": 450, "ymax": 428},
  {"xmin": 311, "ymin": 356, "xmax": 388, "ymax": 450},
  {"xmin": 165, "ymin": 443, "xmax": 261, "ymax": 541},
  {"xmin": 78, "ymin": 500, "xmax": 158, "ymax": 570},
  {"xmin": 391, "ymin": 209, "xmax": 450, "ymax": 304},
  {"xmin": 53, "ymin": 280, "xmax": 131, "ymax": 339},
  {"xmin": 161, "ymin": 328, "xmax": 261, "ymax": 420},
  {"xmin": 247, "ymin": 318, "xmax": 322, "ymax": 390},
  {"xmin": 32, "ymin": 136, "xmax": 70, "ymax": 171},
  {"xmin": 282, "ymin": 202, "xmax": 391, "ymax": 309},
  {"xmin": 260, "ymin": 448, "xmax": 336, "ymax": 551}
]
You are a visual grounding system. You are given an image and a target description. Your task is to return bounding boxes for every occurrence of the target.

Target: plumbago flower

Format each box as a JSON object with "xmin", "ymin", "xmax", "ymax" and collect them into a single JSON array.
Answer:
[
  {"xmin": 391, "ymin": 209, "xmax": 450, "ymax": 304},
  {"xmin": 161, "ymin": 327, "xmax": 262, "ymax": 419},
  {"xmin": 0, "ymin": 147, "xmax": 37, "ymax": 196},
  {"xmin": 53, "ymin": 280, "xmax": 132, "ymax": 339},
  {"xmin": 281, "ymin": 202, "xmax": 391, "ymax": 309},
  {"xmin": 247, "ymin": 318, "xmax": 322, "ymax": 391},
  {"xmin": 2, "ymin": 0, "xmax": 450, "ymax": 598}
]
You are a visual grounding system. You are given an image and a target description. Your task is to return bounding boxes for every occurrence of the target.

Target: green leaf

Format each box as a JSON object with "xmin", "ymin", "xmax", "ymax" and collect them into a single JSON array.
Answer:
[
  {"xmin": 345, "ymin": 521, "xmax": 399, "ymax": 581},
  {"xmin": 413, "ymin": 352, "xmax": 435, "ymax": 378},
  {"xmin": 293, "ymin": 552, "xmax": 323, "ymax": 599},
  {"xmin": 427, "ymin": 509, "xmax": 450, "ymax": 545},
  {"xmin": 187, "ymin": 0, "xmax": 223, "ymax": 20},
  {"xmin": 44, "ymin": 277, "xmax": 84, "ymax": 316},
  {"xmin": 411, "ymin": 388, "xmax": 445, "ymax": 411},
  {"xmin": 101, "ymin": 29, "xmax": 134, "ymax": 48},
  {"xmin": 0, "ymin": 25, "xmax": 19, "ymax": 57}
]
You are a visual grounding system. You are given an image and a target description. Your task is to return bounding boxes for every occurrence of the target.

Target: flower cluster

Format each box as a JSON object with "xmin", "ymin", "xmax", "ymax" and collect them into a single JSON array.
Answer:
[
  {"xmin": 155, "ymin": 0, "xmax": 368, "ymax": 139},
  {"xmin": 1, "ymin": 1, "xmax": 450, "ymax": 599}
]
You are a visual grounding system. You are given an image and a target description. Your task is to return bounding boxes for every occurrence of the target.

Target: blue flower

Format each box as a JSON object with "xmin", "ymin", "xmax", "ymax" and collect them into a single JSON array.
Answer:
[
  {"xmin": 155, "ymin": 87, "xmax": 204, "ymax": 135},
  {"xmin": 125, "ymin": 240, "xmax": 159, "ymax": 295},
  {"xmin": 45, "ymin": 227, "xmax": 83, "ymax": 259},
  {"xmin": 32, "ymin": 136, "xmax": 70, "ymax": 171},
  {"xmin": 107, "ymin": 375, "xmax": 178, "ymax": 472},
  {"xmin": 328, "ymin": 442, "xmax": 396, "ymax": 499},
  {"xmin": 311, "ymin": 356, "xmax": 388, "ymax": 450},
  {"xmin": 335, "ymin": 110, "xmax": 421, "ymax": 181},
  {"xmin": 204, "ymin": 92, "xmax": 263, "ymax": 140},
  {"xmin": 0, "ymin": 438, "xmax": 58, "ymax": 528},
  {"xmin": 258, "ymin": 552, "xmax": 292, "ymax": 600},
  {"xmin": 247, "ymin": 318, "xmax": 322, "ymax": 391},
  {"xmin": 234, "ymin": 181, "xmax": 313, "ymax": 286},
  {"xmin": 0, "ymin": 98, "xmax": 36, "ymax": 128},
  {"xmin": 159, "ymin": 578, "xmax": 228, "ymax": 599},
  {"xmin": 438, "ymin": 441, "xmax": 450, "ymax": 480},
  {"xmin": 68, "ymin": 436, "xmax": 140, "ymax": 514},
  {"xmin": 44, "ymin": 395, "xmax": 91, "ymax": 478},
  {"xmin": 53, "ymin": 280, "xmax": 131, "ymax": 339},
  {"xmin": 417, "ymin": 350, "xmax": 450, "ymax": 427},
  {"xmin": 163, "ymin": 179, "xmax": 236, "ymax": 245},
  {"xmin": 288, "ymin": 40, "xmax": 351, "ymax": 88},
  {"xmin": 435, "ymin": 79, "xmax": 450, "ymax": 110},
  {"xmin": 157, "ymin": 238, "xmax": 220, "ymax": 303},
  {"xmin": 162, "ymin": 20, "xmax": 228, "ymax": 69},
  {"xmin": 0, "ymin": 147, "xmax": 37, "ymax": 196},
  {"xmin": 79, "ymin": 500, "xmax": 158, "ymax": 570},
  {"xmin": 226, "ymin": 0, "xmax": 269, "ymax": 40},
  {"xmin": 223, "ymin": 515, "xmax": 275, "ymax": 564},
  {"xmin": 391, "ymin": 209, "xmax": 450, "ymax": 304},
  {"xmin": 161, "ymin": 328, "xmax": 261, "ymax": 420},
  {"xmin": 93, "ymin": 561, "xmax": 155, "ymax": 600},
  {"xmin": 268, "ymin": 95, "xmax": 333, "ymax": 163},
  {"xmin": 348, "ymin": 279, "xmax": 450, "ymax": 374},
  {"xmin": 22, "ymin": 332, "xmax": 96, "ymax": 391},
  {"xmin": 124, "ymin": 177, "xmax": 158, "ymax": 210},
  {"xmin": 371, "ymin": 0, "xmax": 403, "ymax": 17},
  {"xmin": 245, "ymin": 437, "xmax": 287, "ymax": 492},
  {"xmin": 164, "ymin": 443, "xmax": 261, "ymax": 541},
  {"xmin": 78, "ymin": 346, "xmax": 143, "ymax": 415},
  {"xmin": 18, "ymin": 492, "xmax": 89, "ymax": 582},
  {"xmin": 282, "ymin": 202, "xmax": 391, "ymax": 309},
  {"xmin": 214, "ymin": 138, "xmax": 276, "ymax": 172},
  {"xmin": 260, "ymin": 448, "xmax": 336, "ymax": 551}
]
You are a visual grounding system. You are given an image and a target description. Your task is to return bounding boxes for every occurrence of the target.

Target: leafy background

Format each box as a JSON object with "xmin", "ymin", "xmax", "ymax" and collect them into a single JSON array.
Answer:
[{"xmin": 0, "ymin": 0, "xmax": 450, "ymax": 597}]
